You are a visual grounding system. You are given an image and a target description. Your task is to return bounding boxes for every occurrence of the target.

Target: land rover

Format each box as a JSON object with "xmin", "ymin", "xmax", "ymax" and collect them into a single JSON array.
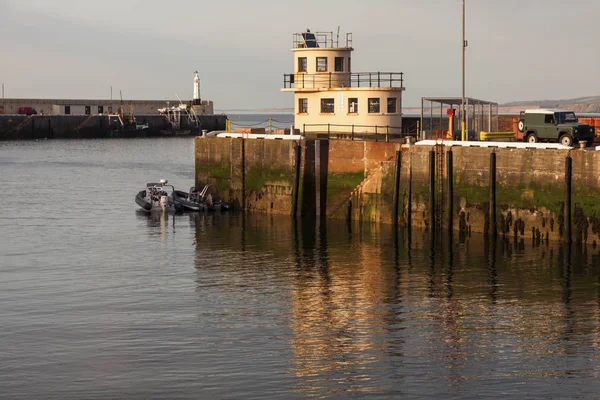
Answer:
[{"xmin": 518, "ymin": 109, "xmax": 594, "ymax": 146}]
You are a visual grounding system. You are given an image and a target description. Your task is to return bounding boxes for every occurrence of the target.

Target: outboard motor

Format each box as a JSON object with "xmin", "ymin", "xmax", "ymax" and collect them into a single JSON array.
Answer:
[{"xmin": 159, "ymin": 195, "xmax": 168, "ymax": 211}]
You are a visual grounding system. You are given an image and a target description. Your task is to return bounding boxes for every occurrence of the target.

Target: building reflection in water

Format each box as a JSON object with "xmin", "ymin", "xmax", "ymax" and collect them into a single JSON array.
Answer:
[{"xmin": 191, "ymin": 214, "xmax": 600, "ymax": 396}]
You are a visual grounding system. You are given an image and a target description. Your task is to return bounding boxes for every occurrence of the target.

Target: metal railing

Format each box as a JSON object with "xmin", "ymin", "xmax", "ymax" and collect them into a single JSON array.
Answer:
[
  {"xmin": 283, "ymin": 72, "xmax": 404, "ymax": 89},
  {"xmin": 293, "ymin": 31, "xmax": 353, "ymax": 49},
  {"xmin": 302, "ymin": 123, "xmax": 415, "ymax": 142}
]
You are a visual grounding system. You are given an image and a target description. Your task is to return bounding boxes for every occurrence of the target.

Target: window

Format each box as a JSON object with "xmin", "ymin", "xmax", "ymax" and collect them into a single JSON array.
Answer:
[
  {"xmin": 335, "ymin": 57, "xmax": 344, "ymax": 72},
  {"xmin": 65, "ymin": 105, "xmax": 71, "ymax": 115},
  {"xmin": 85, "ymin": 106, "xmax": 91, "ymax": 115},
  {"xmin": 348, "ymin": 98, "xmax": 358, "ymax": 113},
  {"xmin": 544, "ymin": 114, "xmax": 554, "ymax": 124},
  {"xmin": 387, "ymin": 98, "xmax": 397, "ymax": 114},
  {"xmin": 98, "ymin": 105, "xmax": 104, "ymax": 114},
  {"xmin": 298, "ymin": 57, "xmax": 307, "ymax": 72},
  {"xmin": 368, "ymin": 98, "xmax": 380, "ymax": 113},
  {"xmin": 348, "ymin": 57, "xmax": 351, "ymax": 72},
  {"xmin": 298, "ymin": 98, "xmax": 308, "ymax": 114},
  {"xmin": 316, "ymin": 57, "xmax": 328, "ymax": 72},
  {"xmin": 321, "ymin": 98, "xmax": 334, "ymax": 113}
]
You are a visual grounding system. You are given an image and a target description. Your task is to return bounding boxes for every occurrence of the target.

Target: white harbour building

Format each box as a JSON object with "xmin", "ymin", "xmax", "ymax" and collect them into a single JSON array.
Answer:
[{"xmin": 281, "ymin": 29, "xmax": 405, "ymax": 137}]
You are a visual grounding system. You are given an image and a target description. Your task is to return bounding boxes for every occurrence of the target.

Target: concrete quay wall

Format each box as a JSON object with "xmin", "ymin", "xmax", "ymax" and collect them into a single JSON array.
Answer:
[
  {"xmin": 195, "ymin": 137, "xmax": 600, "ymax": 243},
  {"xmin": 0, "ymin": 114, "xmax": 227, "ymax": 140}
]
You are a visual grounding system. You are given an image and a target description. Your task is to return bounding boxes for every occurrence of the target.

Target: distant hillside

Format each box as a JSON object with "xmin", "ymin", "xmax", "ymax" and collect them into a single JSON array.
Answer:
[{"xmin": 501, "ymin": 96, "xmax": 600, "ymax": 113}]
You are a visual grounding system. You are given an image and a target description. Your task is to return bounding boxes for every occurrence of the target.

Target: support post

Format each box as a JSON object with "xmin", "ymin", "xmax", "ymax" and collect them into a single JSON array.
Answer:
[
  {"xmin": 489, "ymin": 152, "xmax": 497, "ymax": 235},
  {"xmin": 292, "ymin": 144, "xmax": 302, "ymax": 217},
  {"xmin": 429, "ymin": 150, "xmax": 436, "ymax": 233},
  {"xmin": 408, "ymin": 149, "xmax": 413, "ymax": 229},
  {"xmin": 392, "ymin": 150, "xmax": 402, "ymax": 225},
  {"xmin": 564, "ymin": 155, "xmax": 572, "ymax": 243},
  {"xmin": 447, "ymin": 149, "xmax": 453, "ymax": 232},
  {"xmin": 241, "ymin": 138, "xmax": 246, "ymax": 211}
]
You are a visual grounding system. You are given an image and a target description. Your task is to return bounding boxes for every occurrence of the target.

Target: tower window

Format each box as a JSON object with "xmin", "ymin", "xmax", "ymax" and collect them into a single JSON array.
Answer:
[
  {"xmin": 298, "ymin": 57, "xmax": 307, "ymax": 72},
  {"xmin": 321, "ymin": 98, "xmax": 334, "ymax": 114},
  {"xmin": 316, "ymin": 57, "xmax": 328, "ymax": 72},
  {"xmin": 335, "ymin": 57, "xmax": 344, "ymax": 72},
  {"xmin": 368, "ymin": 98, "xmax": 380, "ymax": 114},
  {"xmin": 348, "ymin": 98, "xmax": 358, "ymax": 114},
  {"xmin": 298, "ymin": 98, "xmax": 308, "ymax": 114},
  {"xmin": 387, "ymin": 98, "xmax": 397, "ymax": 114}
]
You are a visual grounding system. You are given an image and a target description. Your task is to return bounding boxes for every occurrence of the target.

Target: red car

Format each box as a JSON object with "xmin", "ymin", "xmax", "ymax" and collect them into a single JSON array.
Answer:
[{"xmin": 18, "ymin": 107, "xmax": 37, "ymax": 115}]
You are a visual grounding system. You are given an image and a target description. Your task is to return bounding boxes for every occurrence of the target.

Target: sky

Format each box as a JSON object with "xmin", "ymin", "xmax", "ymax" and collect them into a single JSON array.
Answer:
[{"xmin": 1, "ymin": 0, "xmax": 599, "ymax": 110}]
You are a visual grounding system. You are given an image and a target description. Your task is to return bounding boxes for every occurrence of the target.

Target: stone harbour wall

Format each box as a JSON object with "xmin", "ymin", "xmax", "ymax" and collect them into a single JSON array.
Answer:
[{"xmin": 195, "ymin": 136, "xmax": 600, "ymax": 244}]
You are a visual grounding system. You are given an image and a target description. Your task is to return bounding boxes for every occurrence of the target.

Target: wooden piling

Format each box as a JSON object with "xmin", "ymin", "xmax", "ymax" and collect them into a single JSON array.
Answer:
[
  {"xmin": 392, "ymin": 150, "xmax": 402, "ymax": 225},
  {"xmin": 446, "ymin": 149, "xmax": 453, "ymax": 232},
  {"xmin": 489, "ymin": 152, "xmax": 497, "ymax": 235},
  {"xmin": 241, "ymin": 138, "xmax": 246, "ymax": 211},
  {"xmin": 407, "ymin": 149, "xmax": 413, "ymax": 229},
  {"xmin": 565, "ymin": 155, "xmax": 572, "ymax": 243},
  {"xmin": 292, "ymin": 144, "xmax": 302, "ymax": 217},
  {"xmin": 429, "ymin": 150, "xmax": 436, "ymax": 233}
]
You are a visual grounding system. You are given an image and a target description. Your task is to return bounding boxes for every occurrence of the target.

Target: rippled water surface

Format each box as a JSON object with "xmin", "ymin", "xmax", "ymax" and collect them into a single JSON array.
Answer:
[{"xmin": 2, "ymin": 138, "xmax": 600, "ymax": 399}]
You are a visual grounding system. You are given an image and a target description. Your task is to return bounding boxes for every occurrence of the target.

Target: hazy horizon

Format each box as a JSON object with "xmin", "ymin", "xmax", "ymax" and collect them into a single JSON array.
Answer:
[{"xmin": 2, "ymin": 0, "xmax": 599, "ymax": 108}]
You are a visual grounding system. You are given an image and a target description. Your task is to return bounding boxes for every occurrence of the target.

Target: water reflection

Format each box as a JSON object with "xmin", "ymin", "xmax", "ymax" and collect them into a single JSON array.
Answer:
[{"xmin": 192, "ymin": 215, "xmax": 600, "ymax": 397}]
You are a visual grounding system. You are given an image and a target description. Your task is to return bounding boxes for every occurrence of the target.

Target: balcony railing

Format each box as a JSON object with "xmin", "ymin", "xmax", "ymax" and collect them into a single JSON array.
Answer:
[
  {"xmin": 301, "ymin": 123, "xmax": 415, "ymax": 142},
  {"xmin": 283, "ymin": 72, "xmax": 404, "ymax": 90},
  {"xmin": 293, "ymin": 31, "xmax": 353, "ymax": 49}
]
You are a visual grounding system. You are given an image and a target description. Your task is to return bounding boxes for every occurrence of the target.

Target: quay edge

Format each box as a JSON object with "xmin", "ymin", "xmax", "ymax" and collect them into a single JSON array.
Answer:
[{"xmin": 195, "ymin": 136, "xmax": 600, "ymax": 244}]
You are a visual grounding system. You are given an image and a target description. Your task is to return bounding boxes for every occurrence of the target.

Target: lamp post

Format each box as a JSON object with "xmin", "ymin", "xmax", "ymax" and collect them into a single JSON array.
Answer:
[{"xmin": 461, "ymin": 0, "xmax": 467, "ymax": 141}]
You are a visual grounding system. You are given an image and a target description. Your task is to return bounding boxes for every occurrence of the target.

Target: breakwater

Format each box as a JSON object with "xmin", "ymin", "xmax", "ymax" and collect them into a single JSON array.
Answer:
[
  {"xmin": 0, "ymin": 114, "xmax": 227, "ymax": 140},
  {"xmin": 195, "ymin": 137, "xmax": 600, "ymax": 244}
]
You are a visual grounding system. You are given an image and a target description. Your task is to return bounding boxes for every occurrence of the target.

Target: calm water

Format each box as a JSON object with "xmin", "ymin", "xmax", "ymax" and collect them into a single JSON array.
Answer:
[{"xmin": 2, "ymin": 137, "xmax": 600, "ymax": 399}]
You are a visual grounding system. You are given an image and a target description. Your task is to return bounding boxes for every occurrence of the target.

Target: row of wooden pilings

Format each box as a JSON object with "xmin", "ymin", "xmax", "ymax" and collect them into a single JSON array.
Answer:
[
  {"xmin": 287, "ymin": 142, "xmax": 575, "ymax": 243},
  {"xmin": 388, "ymin": 148, "xmax": 575, "ymax": 243}
]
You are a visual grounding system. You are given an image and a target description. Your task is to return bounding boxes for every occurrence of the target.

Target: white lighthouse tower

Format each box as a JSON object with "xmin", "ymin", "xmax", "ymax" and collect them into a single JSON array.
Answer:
[{"xmin": 193, "ymin": 71, "xmax": 201, "ymax": 105}]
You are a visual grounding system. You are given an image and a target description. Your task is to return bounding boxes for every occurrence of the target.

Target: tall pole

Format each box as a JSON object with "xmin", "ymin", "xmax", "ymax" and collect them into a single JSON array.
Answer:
[{"xmin": 461, "ymin": 0, "xmax": 466, "ymax": 141}]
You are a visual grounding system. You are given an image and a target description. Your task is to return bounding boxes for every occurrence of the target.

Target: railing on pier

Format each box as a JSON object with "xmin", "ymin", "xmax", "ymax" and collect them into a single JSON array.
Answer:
[
  {"xmin": 302, "ymin": 123, "xmax": 415, "ymax": 142},
  {"xmin": 293, "ymin": 31, "xmax": 353, "ymax": 49},
  {"xmin": 283, "ymin": 72, "xmax": 404, "ymax": 90}
]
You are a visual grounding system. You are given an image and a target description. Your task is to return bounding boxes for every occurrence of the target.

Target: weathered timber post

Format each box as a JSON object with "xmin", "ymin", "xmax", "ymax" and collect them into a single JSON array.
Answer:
[
  {"xmin": 429, "ymin": 150, "xmax": 436, "ymax": 233},
  {"xmin": 392, "ymin": 150, "xmax": 402, "ymax": 225},
  {"xmin": 564, "ymin": 155, "xmax": 572, "ymax": 244},
  {"xmin": 446, "ymin": 149, "xmax": 453, "ymax": 232},
  {"xmin": 292, "ymin": 144, "xmax": 302, "ymax": 217},
  {"xmin": 489, "ymin": 152, "xmax": 497, "ymax": 236},
  {"xmin": 241, "ymin": 138, "xmax": 246, "ymax": 211},
  {"xmin": 408, "ymin": 148, "xmax": 413, "ymax": 229}
]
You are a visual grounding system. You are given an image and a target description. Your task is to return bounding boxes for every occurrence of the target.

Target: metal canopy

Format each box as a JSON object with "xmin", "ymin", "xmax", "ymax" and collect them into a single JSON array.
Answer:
[
  {"xmin": 420, "ymin": 96, "xmax": 500, "ymax": 141},
  {"xmin": 421, "ymin": 97, "xmax": 497, "ymax": 107}
]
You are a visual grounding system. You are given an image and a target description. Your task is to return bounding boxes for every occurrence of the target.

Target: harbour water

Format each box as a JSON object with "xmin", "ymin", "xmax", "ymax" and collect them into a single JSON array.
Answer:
[{"xmin": 2, "ymin": 135, "xmax": 600, "ymax": 399}]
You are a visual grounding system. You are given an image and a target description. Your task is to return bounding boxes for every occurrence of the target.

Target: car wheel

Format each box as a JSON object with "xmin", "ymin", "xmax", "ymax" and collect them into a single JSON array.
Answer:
[
  {"xmin": 526, "ymin": 133, "xmax": 537, "ymax": 143},
  {"xmin": 518, "ymin": 120, "xmax": 525, "ymax": 133},
  {"xmin": 587, "ymin": 139, "xmax": 594, "ymax": 147},
  {"xmin": 559, "ymin": 134, "xmax": 573, "ymax": 147}
]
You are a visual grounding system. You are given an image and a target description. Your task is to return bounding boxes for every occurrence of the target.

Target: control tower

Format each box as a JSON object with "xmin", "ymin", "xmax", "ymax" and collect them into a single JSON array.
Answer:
[{"xmin": 282, "ymin": 29, "xmax": 405, "ymax": 136}]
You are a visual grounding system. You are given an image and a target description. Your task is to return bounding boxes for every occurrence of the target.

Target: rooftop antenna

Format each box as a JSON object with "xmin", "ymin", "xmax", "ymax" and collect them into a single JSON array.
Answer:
[{"xmin": 336, "ymin": 26, "xmax": 340, "ymax": 47}]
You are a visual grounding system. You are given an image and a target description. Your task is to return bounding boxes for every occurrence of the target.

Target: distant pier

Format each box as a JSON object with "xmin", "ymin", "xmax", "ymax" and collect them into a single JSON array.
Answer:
[{"xmin": 0, "ymin": 114, "xmax": 227, "ymax": 140}]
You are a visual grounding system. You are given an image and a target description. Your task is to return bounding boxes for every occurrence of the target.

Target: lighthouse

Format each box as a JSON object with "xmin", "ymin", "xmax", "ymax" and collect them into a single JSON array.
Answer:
[{"xmin": 193, "ymin": 71, "xmax": 201, "ymax": 105}]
